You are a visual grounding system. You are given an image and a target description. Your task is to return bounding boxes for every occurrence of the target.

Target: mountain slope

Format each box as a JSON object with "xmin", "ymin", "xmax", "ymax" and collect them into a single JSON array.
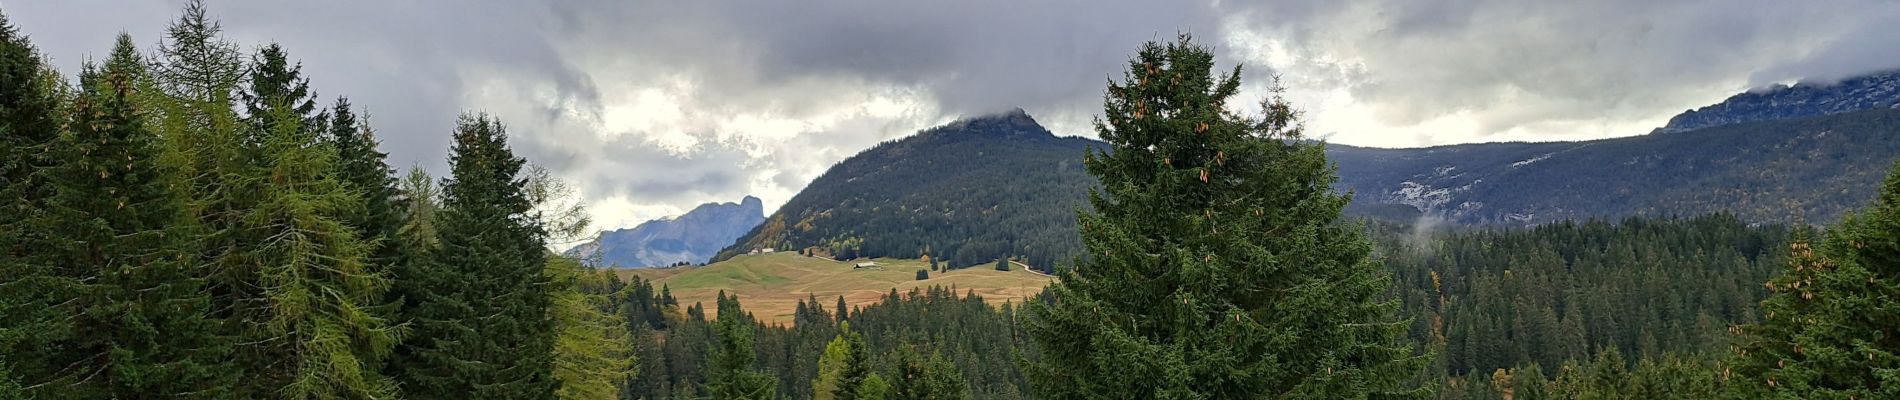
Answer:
[
  {"xmin": 1656, "ymin": 70, "xmax": 1900, "ymax": 134},
  {"xmin": 716, "ymin": 87, "xmax": 1900, "ymax": 270},
  {"xmin": 569, "ymin": 196, "xmax": 764, "ymax": 268},
  {"xmin": 713, "ymin": 109, "xmax": 1100, "ymax": 270},
  {"xmin": 1331, "ymin": 108, "xmax": 1900, "ymax": 225}
]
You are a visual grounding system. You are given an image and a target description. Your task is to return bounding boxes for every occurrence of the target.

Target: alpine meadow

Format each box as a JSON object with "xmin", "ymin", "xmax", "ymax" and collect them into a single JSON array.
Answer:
[{"xmin": 7, "ymin": 1, "xmax": 1900, "ymax": 399}]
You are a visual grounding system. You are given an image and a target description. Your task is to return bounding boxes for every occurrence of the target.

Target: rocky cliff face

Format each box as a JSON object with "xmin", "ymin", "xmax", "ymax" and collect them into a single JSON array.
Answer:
[
  {"xmin": 1656, "ymin": 70, "xmax": 1900, "ymax": 134},
  {"xmin": 567, "ymin": 196, "xmax": 765, "ymax": 268}
]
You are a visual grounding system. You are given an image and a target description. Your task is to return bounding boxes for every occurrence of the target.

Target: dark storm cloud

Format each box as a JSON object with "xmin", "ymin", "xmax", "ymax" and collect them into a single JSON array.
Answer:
[{"xmin": 6, "ymin": 0, "xmax": 1899, "ymax": 229}]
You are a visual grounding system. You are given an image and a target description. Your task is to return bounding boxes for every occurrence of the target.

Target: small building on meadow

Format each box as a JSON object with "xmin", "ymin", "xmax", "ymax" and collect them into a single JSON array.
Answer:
[{"xmin": 853, "ymin": 261, "xmax": 880, "ymax": 270}]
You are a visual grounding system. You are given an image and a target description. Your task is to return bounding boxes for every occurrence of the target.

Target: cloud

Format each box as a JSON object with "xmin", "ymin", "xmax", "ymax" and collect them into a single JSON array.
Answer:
[
  {"xmin": 1220, "ymin": 0, "xmax": 1900, "ymax": 144},
  {"xmin": 7, "ymin": 0, "xmax": 1900, "ymax": 231}
]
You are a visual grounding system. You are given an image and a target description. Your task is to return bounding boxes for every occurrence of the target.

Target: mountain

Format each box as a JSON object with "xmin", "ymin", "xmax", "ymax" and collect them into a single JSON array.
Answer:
[
  {"xmin": 713, "ymin": 109, "xmax": 1101, "ymax": 270},
  {"xmin": 1655, "ymin": 69, "xmax": 1900, "ymax": 134},
  {"xmin": 569, "ymin": 196, "xmax": 765, "ymax": 268},
  {"xmin": 716, "ymin": 87, "xmax": 1900, "ymax": 270},
  {"xmin": 1330, "ymin": 108, "xmax": 1900, "ymax": 225}
]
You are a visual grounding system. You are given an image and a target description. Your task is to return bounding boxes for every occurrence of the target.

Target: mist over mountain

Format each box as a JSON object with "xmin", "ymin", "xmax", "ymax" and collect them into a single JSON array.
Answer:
[
  {"xmin": 1655, "ymin": 69, "xmax": 1900, "ymax": 134},
  {"xmin": 568, "ymin": 196, "xmax": 765, "ymax": 268}
]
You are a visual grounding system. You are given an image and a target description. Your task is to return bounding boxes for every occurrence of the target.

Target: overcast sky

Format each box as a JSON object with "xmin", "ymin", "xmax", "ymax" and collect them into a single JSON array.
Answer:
[{"xmin": 7, "ymin": 0, "xmax": 1898, "ymax": 232}]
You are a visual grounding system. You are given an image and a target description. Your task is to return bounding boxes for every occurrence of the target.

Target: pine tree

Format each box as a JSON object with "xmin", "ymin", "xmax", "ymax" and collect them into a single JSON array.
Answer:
[
  {"xmin": 29, "ymin": 34, "xmax": 234, "ymax": 398},
  {"xmin": 1735, "ymin": 162, "xmax": 1900, "ymax": 398},
  {"xmin": 1024, "ymin": 35, "xmax": 1425, "ymax": 399},
  {"xmin": 893, "ymin": 348, "xmax": 973, "ymax": 400},
  {"xmin": 0, "ymin": 9, "xmax": 74, "ymax": 395},
  {"xmin": 393, "ymin": 114, "xmax": 557, "ymax": 399},
  {"xmin": 995, "ymin": 257, "xmax": 1009, "ymax": 272},
  {"xmin": 709, "ymin": 292, "xmax": 776, "ymax": 399}
]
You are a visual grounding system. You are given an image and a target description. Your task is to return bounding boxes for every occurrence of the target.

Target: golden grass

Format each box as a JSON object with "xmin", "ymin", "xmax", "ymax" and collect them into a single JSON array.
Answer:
[{"xmin": 616, "ymin": 252, "xmax": 1053, "ymax": 325}]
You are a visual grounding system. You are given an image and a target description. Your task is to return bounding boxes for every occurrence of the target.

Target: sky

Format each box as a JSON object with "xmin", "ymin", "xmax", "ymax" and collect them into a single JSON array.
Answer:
[{"xmin": 7, "ymin": 0, "xmax": 1900, "ymax": 233}]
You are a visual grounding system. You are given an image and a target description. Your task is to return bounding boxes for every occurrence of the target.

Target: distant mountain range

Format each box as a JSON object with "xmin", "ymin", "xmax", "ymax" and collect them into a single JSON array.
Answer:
[
  {"xmin": 714, "ymin": 70, "xmax": 1900, "ymax": 270},
  {"xmin": 1656, "ymin": 69, "xmax": 1900, "ymax": 134},
  {"xmin": 568, "ymin": 196, "xmax": 764, "ymax": 268}
]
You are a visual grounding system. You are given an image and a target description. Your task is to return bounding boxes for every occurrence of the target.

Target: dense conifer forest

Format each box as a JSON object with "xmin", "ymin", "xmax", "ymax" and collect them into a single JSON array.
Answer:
[{"xmin": 3, "ymin": 3, "xmax": 1898, "ymax": 399}]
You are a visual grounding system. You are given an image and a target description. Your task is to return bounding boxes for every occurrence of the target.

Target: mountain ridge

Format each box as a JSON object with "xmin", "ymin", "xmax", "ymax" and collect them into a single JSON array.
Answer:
[
  {"xmin": 568, "ymin": 196, "xmax": 765, "ymax": 268},
  {"xmin": 1655, "ymin": 69, "xmax": 1900, "ymax": 134}
]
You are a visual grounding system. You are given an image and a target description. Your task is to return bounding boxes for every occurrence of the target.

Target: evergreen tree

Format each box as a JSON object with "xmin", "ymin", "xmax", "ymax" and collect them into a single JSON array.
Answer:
[
  {"xmin": 893, "ymin": 348, "xmax": 973, "ymax": 400},
  {"xmin": 150, "ymin": 7, "xmax": 258, "ymax": 393},
  {"xmin": 995, "ymin": 257, "xmax": 1009, "ymax": 272},
  {"xmin": 815, "ymin": 321, "xmax": 878, "ymax": 400},
  {"xmin": 838, "ymin": 296, "xmax": 851, "ymax": 323},
  {"xmin": 1735, "ymin": 162, "xmax": 1900, "ymax": 398},
  {"xmin": 233, "ymin": 47, "xmax": 400, "ymax": 397},
  {"xmin": 328, "ymin": 98, "xmax": 404, "ymax": 277},
  {"xmin": 916, "ymin": 269, "xmax": 929, "ymax": 280},
  {"xmin": 30, "ymin": 34, "xmax": 233, "ymax": 398},
  {"xmin": 858, "ymin": 374, "xmax": 892, "ymax": 400},
  {"xmin": 548, "ymin": 256, "xmax": 636, "ymax": 399},
  {"xmin": 240, "ymin": 43, "xmax": 318, "ymax": 144},
  {"xmin": 709, "ymin": 293, "xmax": 776, "ymax": 399},
  {"xmin": 0, "ymin": 9, "xmax": 73, "ymax": 395},
  {"xmin": 393, "ymin": 114, "xmax": 557, "ymax": 399},
  {"xmin": 1024, "ymin": 35, "xmax": 1425, "ymax": 398}
]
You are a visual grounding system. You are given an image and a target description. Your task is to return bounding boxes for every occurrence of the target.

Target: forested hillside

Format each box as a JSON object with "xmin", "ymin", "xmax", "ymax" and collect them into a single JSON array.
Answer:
[
  {"xmin": 0, "ymin": 3, "xmax": 632, "ymax": 398},
  {"xmin": 714, "ymin": 109, "xmax": 1100, "ymax": 270}
]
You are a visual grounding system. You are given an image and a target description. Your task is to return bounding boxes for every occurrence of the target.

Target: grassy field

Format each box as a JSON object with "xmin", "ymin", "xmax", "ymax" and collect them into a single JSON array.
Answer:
[{"xmin": 616, "ymin": 252, "xmax": 1053, "ymax": 325}]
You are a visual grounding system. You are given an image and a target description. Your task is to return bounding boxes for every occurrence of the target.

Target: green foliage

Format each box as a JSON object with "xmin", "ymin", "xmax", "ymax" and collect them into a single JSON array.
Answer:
[
  {"xmin": 710, "ymin": 293, "xmax": 778, "ymax": 399},
  {"xmin": 233, "ymin": 43, "xmax": 400, "ymax": 398},
  {"xmin": 392, "ymin": 114, "xmax": 558, "ymax": 399},
  {"xmin": 1377, "ymin": 214, "xmax": 1787, "ymax": 377},
  {"xmin": 0, "ymin": 9, "xmax": 75, "ymax": 395},
  {"xmin": 549, "ymin": 256, "xmax": 637, "ymax": 399},
  {"xmin": 241, "ymin": 43, "xmax": 318, "ymax": 143},
  {"xmin": 857, "ymin": 374, "xmax": 891, "ymax": 400},
  {"xmin": 328, "ymin": 98, "xmax": 404, "ymax": 281},
  {"xmin": 626, "ymin": 286, "xmax": 1030, "ymax": 400},
  {"xmin": 716, "ymin": 109, "xmax": 1098, "ymax": 270},
  {"xmin": 1025, "ymin": 35, "xmax": 1425, "ymax": 398},
  {"xmin": 893, "ymin": 348, "xmax": 973, "ymax": 400},
  {"xmin": 817, "ymin": 321, "xmax": 879, "ymax": 400},
  {"xmin": 1734, "ymin": 162, "xmax": 1900, "ymax": 398}
]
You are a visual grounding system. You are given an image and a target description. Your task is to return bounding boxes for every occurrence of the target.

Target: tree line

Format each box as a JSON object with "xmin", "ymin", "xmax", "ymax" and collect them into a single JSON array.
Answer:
[{"xmin": 0, "ymin": 2, "xmax": 628, "ymax": 398}]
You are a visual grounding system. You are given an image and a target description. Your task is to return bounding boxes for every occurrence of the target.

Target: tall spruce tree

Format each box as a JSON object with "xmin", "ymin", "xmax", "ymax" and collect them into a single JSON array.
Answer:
[
  {"xmin": 29, "ymin": 34, "xmax": 234, "ymax": 398},
  {"xmin": 393, "ymin": 114, "xmax": 557, "ymax": 399},
  {"xmin": 1024, "ymin": 35, "xmax": 1425, "ymax": 399},
  {"xmin": 1735, "ymin": 162, "xmax": 1900, "ymax": 398},
  {"xmin": 327, "ymin": 98, "xmax": 404, "ymax": 284},
  {"xmin": 241, "ymin": 43, "xmax": 318, "ymax": 144},
  {"xmin": 709, "ymin": 292, "xmax": 777, "ymax": 399},
  {"xmin": 0, "ymin": 9, "xmax": 73, "ymax": 394}
]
